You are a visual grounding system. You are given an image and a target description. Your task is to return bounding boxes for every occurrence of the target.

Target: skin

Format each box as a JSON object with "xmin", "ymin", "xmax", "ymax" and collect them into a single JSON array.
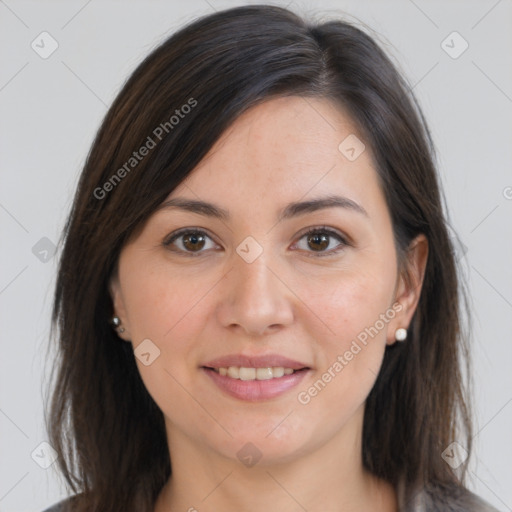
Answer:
[{"xmin": 110, "ymin": 96, "xmax": 428, "ymax": 512}]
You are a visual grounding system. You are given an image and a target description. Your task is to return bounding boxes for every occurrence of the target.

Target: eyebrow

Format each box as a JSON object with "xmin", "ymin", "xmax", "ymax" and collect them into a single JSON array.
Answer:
[{"xmin": 158, "ymin": 194, "xmax": 368, "ymax": 221}]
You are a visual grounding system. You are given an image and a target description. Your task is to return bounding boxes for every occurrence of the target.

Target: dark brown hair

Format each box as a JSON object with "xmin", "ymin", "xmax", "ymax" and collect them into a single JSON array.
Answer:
[{"xmin": 46, "ymin": 5, "xmax": 474, "ymax": 511}]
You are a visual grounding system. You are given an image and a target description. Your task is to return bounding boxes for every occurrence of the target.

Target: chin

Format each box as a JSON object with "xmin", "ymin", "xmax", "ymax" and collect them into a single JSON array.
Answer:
[{"xmin": 202, "ymin": 415, "xmax": 319, "ymax": 466}]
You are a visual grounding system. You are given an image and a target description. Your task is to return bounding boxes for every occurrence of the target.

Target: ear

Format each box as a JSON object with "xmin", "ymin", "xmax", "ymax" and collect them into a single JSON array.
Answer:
[
  {"xmin": 109, "ymin": 271, "xmax": 132, "ymax": 342},
  {"xmin": 387, "ymin": 234, "xmax": 429, "ymax": 346}
]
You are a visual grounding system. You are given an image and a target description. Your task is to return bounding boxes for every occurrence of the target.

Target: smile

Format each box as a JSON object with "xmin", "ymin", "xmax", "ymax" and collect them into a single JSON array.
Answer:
[
  {"xmin": 202, "ymin": 366, "xmax": 310, "ymax": 401},
  {"xmin": 212, "ymin": 366, "xmax": 297, "ymax": 380}
]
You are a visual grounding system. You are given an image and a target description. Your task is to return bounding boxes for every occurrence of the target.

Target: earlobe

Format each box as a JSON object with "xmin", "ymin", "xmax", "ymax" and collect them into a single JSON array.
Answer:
[
  {"xmin": 108, "ymin": 274, "xmax": 131, "ymax": 341},
  {"xmin": 387, "ymin": 234, "xmax": 429, "ymax": 345}
]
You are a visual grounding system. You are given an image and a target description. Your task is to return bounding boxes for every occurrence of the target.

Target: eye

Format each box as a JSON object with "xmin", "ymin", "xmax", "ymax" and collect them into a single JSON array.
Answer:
[
  {"xmin": 163, "ymin": 228, "xmax": 219, "ymax": 256},
  {"xmin": 292, "ymin": 226, "xmax": 348, "ymax": 257}
]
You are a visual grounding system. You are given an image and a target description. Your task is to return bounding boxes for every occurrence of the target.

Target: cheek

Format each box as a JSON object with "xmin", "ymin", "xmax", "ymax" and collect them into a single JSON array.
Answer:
[
  {"xmin": 123, "ymin": 264, "xmax": 216, "ymax": 428},
  {"xmin": 300, "ymin": 262, "xmax": 396, "ymax": 349},
  {"xmin": 292, "ymin": 262, "xmax": 395, "ymax": 409},
  {"xmin": 119, "ymin": 260, "xmax": 213, "ymax": 400},
  {"xmin": 120, "ymin": 259, "xmax": 215, "ymax": 342},
  {"xmin": 120, "ymin": 258, "xmax": 218, "ymax": 383}
]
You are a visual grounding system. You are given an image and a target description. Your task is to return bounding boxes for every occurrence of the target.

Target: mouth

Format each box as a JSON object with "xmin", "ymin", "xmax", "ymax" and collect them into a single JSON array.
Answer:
[
  {"xmin": 206, "ymin": 366, "xmax": 308, "ymax": 380},
  {"xmin": 200, "ymin": 354, "xmax": 311, "ymax": 401}
]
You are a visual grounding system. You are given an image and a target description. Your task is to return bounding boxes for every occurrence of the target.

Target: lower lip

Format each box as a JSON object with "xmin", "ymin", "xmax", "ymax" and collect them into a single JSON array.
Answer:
[{"xmin": 202, "ymin": 367, "xmax": 310, "ymax": 402}]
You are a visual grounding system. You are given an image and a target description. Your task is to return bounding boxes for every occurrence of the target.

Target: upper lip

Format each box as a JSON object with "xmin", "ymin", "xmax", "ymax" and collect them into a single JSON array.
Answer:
[{"xmin": 202, "ymin": 354, "xmax": 310, "ymax": 370}]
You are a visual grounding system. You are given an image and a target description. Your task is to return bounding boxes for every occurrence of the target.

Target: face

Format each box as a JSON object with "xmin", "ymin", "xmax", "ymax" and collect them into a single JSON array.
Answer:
[{"xmin": 110, "ymin": 96, "xmax": 426, "ymax": 467}]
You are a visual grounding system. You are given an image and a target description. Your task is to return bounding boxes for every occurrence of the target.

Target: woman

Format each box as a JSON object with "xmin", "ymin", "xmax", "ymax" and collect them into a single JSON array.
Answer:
[{"xmin": 43, "ymin": 5, "xmax": 499, "ymax": 511}]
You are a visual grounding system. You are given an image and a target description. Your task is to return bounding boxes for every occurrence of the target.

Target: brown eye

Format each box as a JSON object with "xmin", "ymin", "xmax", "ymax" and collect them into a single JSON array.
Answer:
[
  {"xmin": 293, "ymin": 227, "xmax": 348, "ymax": 257},
  {"xmin": 164, "ymin": 229, "xmax": 217, "ymax": 255},
  {"xmin": 182, "ymin": 232, "xmax": 206, "ymax": 251},
  {"xmin": 307, "ymin": 233, "xmax": 329, "ymax": 252}
]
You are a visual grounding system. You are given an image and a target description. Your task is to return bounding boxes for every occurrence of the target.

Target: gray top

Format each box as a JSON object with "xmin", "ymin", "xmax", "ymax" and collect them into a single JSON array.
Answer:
[
  {"xmin": 395, "ymin": 478, "xmax": 501, "ymax": 511},
  {"xmin": 42, "ymin": 501, "xmax": 68, "ymax": 512},
  {"xmin": 43, "ymin": 486, "xmax": 501, "ymax": 511}
]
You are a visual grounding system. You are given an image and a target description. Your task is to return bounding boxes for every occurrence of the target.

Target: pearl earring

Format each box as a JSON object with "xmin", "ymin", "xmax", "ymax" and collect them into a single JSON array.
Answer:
[
  {"xmin": 111, "ymin": 316, "xmax": 125, "ymax": 334},
  {"xmin": 395, "ymin": 328, "xmax": 407, "ymax": 342}
]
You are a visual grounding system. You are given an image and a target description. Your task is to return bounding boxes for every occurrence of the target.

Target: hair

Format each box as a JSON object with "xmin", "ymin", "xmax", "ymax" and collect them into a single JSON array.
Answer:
[{"xmin": 45, "ymin": 4, "xmax": 474, "ymax": 511}]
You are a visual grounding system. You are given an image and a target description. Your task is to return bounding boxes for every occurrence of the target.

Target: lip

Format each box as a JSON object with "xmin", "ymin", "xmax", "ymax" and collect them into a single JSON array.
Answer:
[
  {"xmin": 202, "ymin": 353, "xmax": 310, "ymax": 370},
  {"xmin": 201, "ymin": 353, "xmax": 311, "ymax": 402},
  {"xmin": 202, "ymin": 366, "xmax": 310, "ymax": 402}
]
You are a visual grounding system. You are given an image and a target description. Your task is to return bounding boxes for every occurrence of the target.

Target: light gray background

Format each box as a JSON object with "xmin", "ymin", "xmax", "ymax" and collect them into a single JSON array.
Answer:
[{"xmin": 0, "ymin": 1, "xmax": 511, "ymax": 511}]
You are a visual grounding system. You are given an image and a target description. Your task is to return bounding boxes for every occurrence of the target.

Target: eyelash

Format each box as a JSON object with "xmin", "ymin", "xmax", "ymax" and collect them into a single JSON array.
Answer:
[{"xmin": 163, "ymin": 226, "xmax": 349, "ymax": 258}]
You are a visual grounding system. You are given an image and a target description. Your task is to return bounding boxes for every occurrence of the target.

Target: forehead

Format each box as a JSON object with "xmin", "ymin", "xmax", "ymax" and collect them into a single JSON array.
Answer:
[
  {"xmin": 190, "ymin": 96, "xmax": 362, "ymax": 174},
  {"xmin": 168, "ymin": 96, "xmax": 386, "ymax": 222}
]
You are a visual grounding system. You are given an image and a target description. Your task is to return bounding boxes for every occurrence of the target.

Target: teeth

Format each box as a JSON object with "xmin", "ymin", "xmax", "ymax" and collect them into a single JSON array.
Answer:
[
  {"xmin": 227, "ymin": 366, "xmax": 239, "ymax": 379},
  {"xmin": 256, "ymin": 368, "xmax": 273, "ymax": 380},
  {"xmin": 273, "ymin": 367, "xmax": 285, "ymax": 378},
  {"xmin": 213, "ymin": 366, "xmax": 299, "ymax": 380},
  {"xmin": 239, "ymin": 367, "xmax": 256, "ymax": 381}
]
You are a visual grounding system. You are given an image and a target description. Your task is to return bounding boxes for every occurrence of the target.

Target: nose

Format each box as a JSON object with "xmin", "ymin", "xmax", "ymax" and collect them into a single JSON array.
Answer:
[{"xmin": 216, "ymin": 248, "xmax": 294, "ymax": 337}]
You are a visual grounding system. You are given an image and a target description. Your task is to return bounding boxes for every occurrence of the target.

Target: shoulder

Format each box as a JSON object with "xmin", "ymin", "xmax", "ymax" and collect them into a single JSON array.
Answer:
[
  {"xmin": 42, "ymin": 496, "xmax": 76, "ymax": 512},
  {"xmin": 403, "ymin": 483, "xmax": 501, "ymax": 512}
]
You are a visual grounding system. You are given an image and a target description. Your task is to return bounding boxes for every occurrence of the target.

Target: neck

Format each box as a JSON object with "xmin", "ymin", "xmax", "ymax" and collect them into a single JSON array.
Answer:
[{"xmin": 154, "ymin": 406, "xmax": 397, "ymax": 512}]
